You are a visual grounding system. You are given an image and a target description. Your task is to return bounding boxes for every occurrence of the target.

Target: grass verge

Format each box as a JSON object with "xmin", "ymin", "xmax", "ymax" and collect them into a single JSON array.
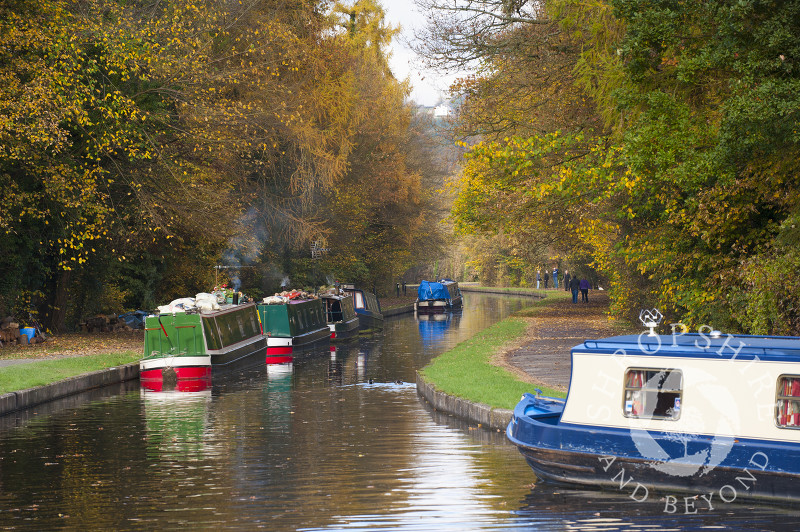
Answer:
[
  {"xmin": 460, "ymin": 285, "xmax": 550, "ymax": 297},
  {"xmin": 0, "ymin": 352, "xmax": 140, "ymax": 395},
  {"xmin": 418, "ymin": 312, "xmax": 567, "ymax": 411}
]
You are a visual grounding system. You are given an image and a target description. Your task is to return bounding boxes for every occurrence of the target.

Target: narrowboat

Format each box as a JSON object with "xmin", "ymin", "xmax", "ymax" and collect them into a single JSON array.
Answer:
[
  {"xmin": 340, "ymin": 284, "xmax": 383, "ymax": 329},
  {"xmin": 257, "ymin": 295, "xmax": 330, "ymax": 364},
  {"xmin": 506, "ymin": 323, "xmax": 800, "ymax": 503},
  {"xmin": 415, "ymin": 279, "xmax": 462, "ymax": 312},
  {"xmin": 139, "ymin": 300, "xmax": 267, "ymax": 390},
  {"xmin": 321, "ymin": 292, "xmax": 360, "ymax": 340}
]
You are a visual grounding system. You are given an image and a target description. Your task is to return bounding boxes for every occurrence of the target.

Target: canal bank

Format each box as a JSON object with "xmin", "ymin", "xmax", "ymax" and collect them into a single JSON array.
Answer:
[
  {"xmin": 459, "ymin": 285, "xmax": 547, "ymax": 298},
  {"xmin": 416, "ymin": 290, "xmax": 633, "ymax": 431},
  {"xmin": 416, "ymin": 373, "xmax": 514, "ymax": 431},
  {"xmin": 0, "ymin": 362, "xmax": 139, "ymax": 416}
]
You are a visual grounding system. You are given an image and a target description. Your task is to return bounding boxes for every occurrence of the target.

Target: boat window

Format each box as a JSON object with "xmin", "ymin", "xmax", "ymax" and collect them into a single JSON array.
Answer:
[
  {"xmin": 354, "ymin": 292, "xmax": 364, "ymax": 309},
  {"xmin": 236, "ymin": 315, "xmax": 245, "ymax": 338},
  {"xmin": 623, "ymin": 368, "xmax": 683, "ymax": 420},
  {"xmin": 203, "ymin": 316, "xmax": 222, "ymax": 351},
  {"xmin": 249, "ymin": 312, "xmax": 258, "ymax": 334},
  {"xmin": 776, "ymin": 375, "xmax": 800, "ymax": 429}
]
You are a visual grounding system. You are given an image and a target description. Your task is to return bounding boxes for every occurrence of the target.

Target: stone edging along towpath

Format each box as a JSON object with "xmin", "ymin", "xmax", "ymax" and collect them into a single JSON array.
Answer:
[
  {"xmin": 459, "ymin": 286, "xmax": 546, "ymax": 299},
  {"xmin": 0, "ymin": 362, "xmax": 139, "ymax": 417},
  {"xmin": 415, "ymin": 372, "xmax": 513, "ymax": 432},
  {"xmin": 414, "ymin": 290, "xmax": 626, "ymax": 432}
]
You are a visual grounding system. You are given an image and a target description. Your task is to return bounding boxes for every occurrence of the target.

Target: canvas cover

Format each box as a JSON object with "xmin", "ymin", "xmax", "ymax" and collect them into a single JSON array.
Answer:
[{"xmin": 417, "ymin": 280, "xmax": 451, "ymax": 301}]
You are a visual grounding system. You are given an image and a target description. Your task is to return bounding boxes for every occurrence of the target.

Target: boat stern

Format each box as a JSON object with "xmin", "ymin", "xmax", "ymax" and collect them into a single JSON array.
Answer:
[
  {"xmin": 507, "ymin": 392, "xmax": 565, "ymax": 444},
  {"xmin": 139, "ymin": 356, "xmax": 212, "ymax": 391}
]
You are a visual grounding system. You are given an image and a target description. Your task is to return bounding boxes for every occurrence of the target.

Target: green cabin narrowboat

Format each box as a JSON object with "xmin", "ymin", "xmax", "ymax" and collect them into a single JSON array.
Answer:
[
  {"xmin": 340, "ymin": 284, "xmax": 383, "ymax": 329},
  {"xmin": 257, "ymin": 298, "xmax": 330, "ymax": 363},
  {"xmin": 322, "ymin": 294, "xmax": 360, "ymax": 340},
  {"xmin": 140, "ymin": 302, "xmax": 267, "ymax": 390}
]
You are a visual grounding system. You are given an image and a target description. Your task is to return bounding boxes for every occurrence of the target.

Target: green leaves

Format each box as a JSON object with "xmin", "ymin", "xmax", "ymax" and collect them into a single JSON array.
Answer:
[{"xmin": 445, "ymin": 0, "xmax": 800, "ymax": 332}]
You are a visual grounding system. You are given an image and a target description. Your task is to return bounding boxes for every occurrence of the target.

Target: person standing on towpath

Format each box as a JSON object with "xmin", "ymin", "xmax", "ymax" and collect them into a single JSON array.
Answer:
[
  {"xmin": 579, "ymin": 278, "xmax": 590, "ymax": 303},
  {"xmin": 569, "ymin": 275, "xmax": 580, "ymax": 304}
]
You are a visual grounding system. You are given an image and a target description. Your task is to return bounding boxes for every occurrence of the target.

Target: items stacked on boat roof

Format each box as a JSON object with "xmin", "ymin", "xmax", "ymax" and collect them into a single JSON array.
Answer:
[
  {"xmin": 261, "ymin": 289, "xmax": 319, "ymax": 305},
  {"xmin": 257, "ymin": 288, "xmax": 330, "ymax": 364},
  {"xmin": 154, "ymin": 290, "xmax": 254, "ymax": 315}
]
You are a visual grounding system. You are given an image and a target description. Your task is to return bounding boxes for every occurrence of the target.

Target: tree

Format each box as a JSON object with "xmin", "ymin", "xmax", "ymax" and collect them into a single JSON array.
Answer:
[{"xmin": 438, "ymin": 0, "xmax": 800, "ymax": 332}]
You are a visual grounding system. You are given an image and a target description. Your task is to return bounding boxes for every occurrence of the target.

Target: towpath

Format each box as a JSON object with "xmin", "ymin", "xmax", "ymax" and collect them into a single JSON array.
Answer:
[{"xmin": 497, "ymin": 291, "xmax": 636, "ymax": 392}]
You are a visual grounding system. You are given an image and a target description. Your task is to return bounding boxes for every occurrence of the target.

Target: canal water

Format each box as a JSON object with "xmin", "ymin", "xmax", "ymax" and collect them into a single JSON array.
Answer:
[{"xmin": 0, "ymin": 293, "xmax": 798, "ymax": 530}]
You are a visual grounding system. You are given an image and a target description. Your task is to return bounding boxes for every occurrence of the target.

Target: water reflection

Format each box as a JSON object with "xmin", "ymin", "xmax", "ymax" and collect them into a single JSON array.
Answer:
[
  {"xmin": 142, "ymin": 388, "xmax": 212, "ymax": 461},
  {"xmin": 416, "ymin": 309, "xmax": 461, "ymax": 348},
  {"xmin": 513, "ymin": 484, "xmax": 800, "ymax": 531}
]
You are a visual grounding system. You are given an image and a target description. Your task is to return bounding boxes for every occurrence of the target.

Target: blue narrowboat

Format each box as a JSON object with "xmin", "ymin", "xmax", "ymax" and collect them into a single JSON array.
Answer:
[
  {"xmin": 340, "ymin": 284, "xmax": 383, "ymax": 329},
  {"xmin": 415, "ymin": 279, "xmax": 462, "ymax": 312},
  {"xmin": 507, "ymin": 327, "xmax": 800, "ymax": 502}
]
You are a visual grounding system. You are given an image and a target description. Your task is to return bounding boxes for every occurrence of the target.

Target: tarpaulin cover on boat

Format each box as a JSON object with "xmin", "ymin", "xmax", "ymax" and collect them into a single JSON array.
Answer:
[{"xmin": 417, "ymin": 280, "xmax": 451, "ymax": 301}]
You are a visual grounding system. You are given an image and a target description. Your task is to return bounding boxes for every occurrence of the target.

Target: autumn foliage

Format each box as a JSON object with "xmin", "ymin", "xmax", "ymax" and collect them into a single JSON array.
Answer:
[
  {"xmin": 0, "ymin": 0, "xmax": 439, "ymax": 331},
  {"xmin": 435, "ymin": 0, "xmax": 800, "ymax": 333}
]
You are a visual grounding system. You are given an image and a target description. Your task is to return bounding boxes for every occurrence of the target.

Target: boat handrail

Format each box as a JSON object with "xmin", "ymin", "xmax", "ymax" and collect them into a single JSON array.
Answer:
[{"xmin": 582, "ymin": 337, "xmax": 800, "ymax": 357}]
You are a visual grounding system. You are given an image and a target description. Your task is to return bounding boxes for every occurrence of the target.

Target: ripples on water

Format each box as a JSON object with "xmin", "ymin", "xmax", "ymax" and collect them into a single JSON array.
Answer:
[{"xmin": 0, "ymin": 293, "xmax": 799, "ymax": 530}]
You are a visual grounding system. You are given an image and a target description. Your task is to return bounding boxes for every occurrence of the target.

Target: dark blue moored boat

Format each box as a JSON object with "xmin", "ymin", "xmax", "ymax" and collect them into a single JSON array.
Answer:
[
  {"xmin": 340, "ymin": 284, "xmax": 383, "ymax": 329},
  {"xmin": 507, "ymin": 328, "xmax": 800, "ymax": 502},
  {"xmin": 415, "ymin": 279, "xmax": 462, "ymax": 312}
]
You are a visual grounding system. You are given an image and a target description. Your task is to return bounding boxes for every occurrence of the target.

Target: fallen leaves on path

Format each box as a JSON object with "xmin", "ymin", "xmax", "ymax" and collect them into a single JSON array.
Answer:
[
  {"xmin": 496, "ymin": 292, "xmax": 637, "ymax": 391},
  {"xmin": 0, "ymin": 331, "xmax": 144, "ymax": 360}
]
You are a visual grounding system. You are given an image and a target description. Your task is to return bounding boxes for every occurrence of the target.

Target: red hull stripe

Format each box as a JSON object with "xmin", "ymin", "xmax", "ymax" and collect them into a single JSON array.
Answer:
[
  {"xmin": 267, "ymin": 346, "xmax": 293, "ymax": 355},
  {"xmin": 266, "ymin": 355, "xmax": 293, "ymax": 364},
  {"xmin": 140, "ymin": 367, "xmax": 211, "ymax": 382},
  {"xmin": 175, "ymin": 366, "xmax": 211, "ymax": 379},
  {"xmin": 140, "ymin": 369, "xmax": 164, "ymax": 382}
]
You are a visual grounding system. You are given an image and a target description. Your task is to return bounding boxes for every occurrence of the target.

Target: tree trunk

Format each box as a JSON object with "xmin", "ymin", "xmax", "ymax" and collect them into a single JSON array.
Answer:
[{"xmin": 47, "ymin": 269, "xmax": 72, "ymax": 333}]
